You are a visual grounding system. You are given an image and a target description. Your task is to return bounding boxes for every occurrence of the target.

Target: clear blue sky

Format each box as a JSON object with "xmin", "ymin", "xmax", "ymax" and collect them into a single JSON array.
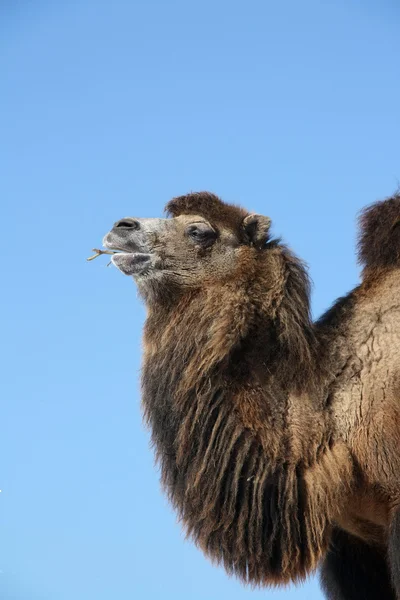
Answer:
[{"xmin": 1, "ymin": 1, "xmax": 399, "ymax": 599}]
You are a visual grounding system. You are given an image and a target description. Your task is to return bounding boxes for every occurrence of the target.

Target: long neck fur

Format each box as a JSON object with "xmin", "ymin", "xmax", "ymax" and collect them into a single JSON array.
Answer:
[{"xmin": 141, "ymin": 245, "xmax": 353, "ymax": 586}]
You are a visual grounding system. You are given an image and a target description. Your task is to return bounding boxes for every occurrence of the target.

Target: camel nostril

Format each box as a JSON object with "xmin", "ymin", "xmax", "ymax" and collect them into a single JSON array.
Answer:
[{"xmin": 114, "ymin": 218, "xmax": 140, "ymax": 230}]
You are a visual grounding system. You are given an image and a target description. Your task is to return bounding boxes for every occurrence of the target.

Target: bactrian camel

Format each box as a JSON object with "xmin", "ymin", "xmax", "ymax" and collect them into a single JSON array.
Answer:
[{"xmin": 99, "ymin": 191, "xmax": 400, "ymax": 599}]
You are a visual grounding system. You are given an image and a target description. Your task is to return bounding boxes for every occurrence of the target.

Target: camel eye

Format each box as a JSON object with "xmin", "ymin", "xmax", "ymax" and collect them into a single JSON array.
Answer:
[{"xmin": 186, "ymin": 223, "xmax": 217, "ymax": 247}]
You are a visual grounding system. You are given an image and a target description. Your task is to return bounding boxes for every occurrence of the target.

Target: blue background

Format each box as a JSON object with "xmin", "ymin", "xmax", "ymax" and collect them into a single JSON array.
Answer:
[{"xmin": 1, "ymin": 1, "xmax": 399, "ymax": 598}]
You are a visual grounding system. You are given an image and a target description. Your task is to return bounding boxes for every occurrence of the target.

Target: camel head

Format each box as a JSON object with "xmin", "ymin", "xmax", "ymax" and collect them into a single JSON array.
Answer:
[{"xmin": 103, "ymin": 192, "xmax": 272, "ymax": 301}]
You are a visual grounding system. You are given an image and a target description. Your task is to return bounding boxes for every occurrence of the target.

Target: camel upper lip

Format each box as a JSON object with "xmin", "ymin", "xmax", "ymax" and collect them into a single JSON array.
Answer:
[
  {"xmin": 103, "ymin": 245, "xmax": 137, "ymax": 253},
  {"xmin": 102, "ymin": 234, "xmax": 153, "ymax": 268},
  {"xmin": 103, "ymin": 239, "xmax": 146, "ymax": 254}
]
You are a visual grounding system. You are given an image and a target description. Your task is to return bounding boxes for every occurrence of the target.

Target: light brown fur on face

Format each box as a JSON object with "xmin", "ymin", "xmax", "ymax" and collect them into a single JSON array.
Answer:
[{"xmin": 102, "ymin": 191, "xmax": 400, "ymax": 598}]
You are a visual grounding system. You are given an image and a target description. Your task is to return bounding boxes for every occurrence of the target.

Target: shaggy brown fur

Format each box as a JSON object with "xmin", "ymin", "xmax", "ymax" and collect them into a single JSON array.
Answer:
[
  {"xmin": 358, "ymin": 191, "xmax": 400, "ymax": 272},
  {"xmin": 102, "ymin": 191, "xmax": 400, "ymax": 598}
]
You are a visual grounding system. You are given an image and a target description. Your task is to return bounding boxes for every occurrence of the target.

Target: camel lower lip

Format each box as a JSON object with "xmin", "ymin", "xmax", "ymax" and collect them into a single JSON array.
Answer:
[{"xmin": 111, "ymin": 252, "xmax": 153, "ymax": 276}]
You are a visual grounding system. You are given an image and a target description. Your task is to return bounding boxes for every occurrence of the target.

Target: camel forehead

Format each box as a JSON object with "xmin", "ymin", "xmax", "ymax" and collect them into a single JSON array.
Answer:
[
  {"xmin": 165, "ymin": 192, "xmax": 248, "ymax": 232},
  {"xmin": 173, "ymin": 214, "xmax": 218, "ymax": 227},
  {"xmin": 139, "ymin": 214, "xmax": 216, "ymax": 231}
]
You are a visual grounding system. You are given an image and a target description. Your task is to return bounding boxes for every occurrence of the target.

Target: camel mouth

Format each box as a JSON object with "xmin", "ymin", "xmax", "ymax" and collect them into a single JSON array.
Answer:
[{"xmin": 102, "ymin": 233, "xmax": 154, "ymax": 277}]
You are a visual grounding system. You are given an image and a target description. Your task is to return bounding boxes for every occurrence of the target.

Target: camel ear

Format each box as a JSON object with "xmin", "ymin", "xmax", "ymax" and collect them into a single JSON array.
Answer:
[{"xmin": 242, "ymin": 214, "xmax": 272, "ymax": 248}]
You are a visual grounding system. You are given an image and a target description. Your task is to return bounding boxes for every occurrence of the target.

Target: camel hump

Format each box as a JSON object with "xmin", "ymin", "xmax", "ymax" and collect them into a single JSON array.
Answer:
[{"xmin": 357, "ymin": 191, "xmax": 400, "ymax": 270}]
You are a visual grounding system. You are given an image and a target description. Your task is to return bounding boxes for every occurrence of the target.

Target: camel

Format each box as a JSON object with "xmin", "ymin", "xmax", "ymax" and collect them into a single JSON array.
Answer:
[{"xmin": 100, "ymin": 191, "xmax": 400, "ymax": 599}]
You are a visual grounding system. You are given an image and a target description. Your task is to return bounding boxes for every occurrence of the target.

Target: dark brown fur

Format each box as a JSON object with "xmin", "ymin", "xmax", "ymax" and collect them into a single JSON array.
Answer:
[{"xmin": 358, "ymin": 192, "xmax": 400, "ymax": 272}]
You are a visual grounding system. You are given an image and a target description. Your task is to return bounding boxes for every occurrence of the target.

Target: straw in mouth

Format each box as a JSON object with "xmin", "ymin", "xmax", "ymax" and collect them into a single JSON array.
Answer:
[{"xmin": 86, "ymin": 248, "xmax": 121, "ymax": 262}]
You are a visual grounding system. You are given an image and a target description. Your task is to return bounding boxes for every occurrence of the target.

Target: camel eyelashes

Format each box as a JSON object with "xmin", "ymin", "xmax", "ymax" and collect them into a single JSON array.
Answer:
[{"xmin": 186, "ymin": 223, "xmax": 218, "ymax": 246}]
